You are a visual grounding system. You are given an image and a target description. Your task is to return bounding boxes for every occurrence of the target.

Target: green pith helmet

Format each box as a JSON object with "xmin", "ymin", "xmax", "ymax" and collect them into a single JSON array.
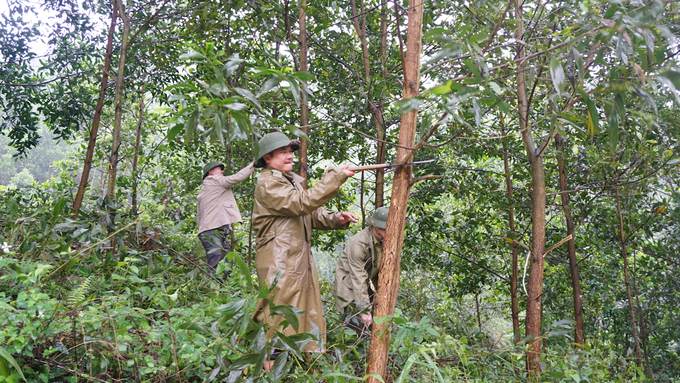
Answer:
[
  {"xmin": 370, "ymin": 206, "xmax": 390, "ymax": 229},
  {"xmin": 255, "ymin": 132, "xmax": 300, "ymax": 168},
  {"xmin": 202, "ymin": 161, "xmax": 225, "ymax": 179}
]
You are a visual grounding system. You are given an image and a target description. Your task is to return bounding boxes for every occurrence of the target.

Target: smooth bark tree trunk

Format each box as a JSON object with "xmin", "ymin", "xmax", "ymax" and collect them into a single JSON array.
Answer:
[
  {"xmin": 632, "ymin": 246, "xmax": 654, "ymax": 379},
  {"xmin": 131, "ymin": 88, "xmax": 144, "ymax": 216},
  {"xmin": 350, "ymin": 0, "xmax": 387, "ymax": 207},
  {"xmin": 106, "ymin": 0, "xmax": 129, "ymax": 252},
  {"xmin": 73, "ymin": 1, "xmax": 118, "ymax": 218},
  {"xmin": 366, "ymin": 1, "xmax": 423, "ymax": 381},
  {"xmin": 614, "ymin": 183, "xmax": 644, "ymax": 367},
  {"xmin": 501, "ymin": 122, "xmax": 521, "ymax": 343},
  {"xmin": 554, "ymin": 134, "xmax": 584, "ymax": 346},
  {"xmin": 106, "ymin": 0, "xmax": 129, "ymax": 200},
  {"xmin": 515, "ymin": 0, "xmax": 547, "ymax": 374},
  {"xmin": 297, "ymin": 0, "xmax": 309, "ymax": 188}
]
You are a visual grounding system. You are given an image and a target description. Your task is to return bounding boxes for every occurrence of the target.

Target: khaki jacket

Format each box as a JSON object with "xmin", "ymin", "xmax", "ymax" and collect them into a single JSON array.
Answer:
[
  {"xmin": 252, "ymin": 167, "xmax": 349, "ymax": 352},
  {"xmin": 196, "ymin": 164, "xmax": 254, "ymax": 234},
  {"xmin": 333, "ymin": 226, "xmax": 382, "ymax": 311}
]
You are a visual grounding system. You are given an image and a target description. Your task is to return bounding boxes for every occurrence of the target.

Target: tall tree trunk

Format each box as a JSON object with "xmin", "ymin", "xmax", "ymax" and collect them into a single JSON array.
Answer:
[
  {"xmin": 614, "ymin": 183, "xmax": 644, "ymax": 367},
  {"xmin": 366, "ymin": 1, "xmax": 423, "ymax": 381},
  {"xmin": 554, "ymin": 134, "xmax": 584, "ymax": 346},
  {"xmin": 374, "ymin": 0, "xmax": 389, "ymax": 208},
  {"xmin": 501, "ymin": 121, "xmax": 520, "ymax": 343},
  {"xmin": 107, "ymin": 0, "xmax": 129, "ymax": 200},
  {"xmin": 107, "ymin": 0, "xmax": 129, "ymax": 252},
  {"xmin": 297, "ymin": 0, "xmax": 309, "ymax": 188},
  {"xmin": 131, "ymin": 87, "xmax": 144, "ymax": 216},
  {"xmin": 73, "ymin": 1, "xmax": 118, "ymax": 218},
  {"xmin": 632, "ymin": 246, "xmax": 654, "ymax": 379},
  {"xmin": 350, "ymin": 0, "xmax": 387, "ymax": 207},
  {"xmin": 515, "ymin": 0, "xmax": 547, "ymax": 373}
]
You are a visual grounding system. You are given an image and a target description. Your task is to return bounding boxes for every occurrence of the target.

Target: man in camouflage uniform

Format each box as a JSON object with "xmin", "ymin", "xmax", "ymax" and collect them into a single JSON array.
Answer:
[{"xmin": 251, "ymin": 132, "xmax": 358, "ymax": 354}]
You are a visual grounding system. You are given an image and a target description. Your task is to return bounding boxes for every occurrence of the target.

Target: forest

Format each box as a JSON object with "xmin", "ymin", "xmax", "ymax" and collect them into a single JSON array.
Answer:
[{"xmin": 1, "ymin": 0, "xmax": 679, "ymax": 381}]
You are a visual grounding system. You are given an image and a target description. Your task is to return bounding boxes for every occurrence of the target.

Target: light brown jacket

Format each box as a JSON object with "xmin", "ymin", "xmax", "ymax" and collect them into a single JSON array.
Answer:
[
  {"xmin": 196, "ymin": 164, "xmax": 254, "ymax": 234},
  {"xmin": 333, "ymin": 226, "xmax": 382, "ymax": 311},
  {"xmin": 252, "ymin": 167, "xmax": 349, "ymax": 352}
]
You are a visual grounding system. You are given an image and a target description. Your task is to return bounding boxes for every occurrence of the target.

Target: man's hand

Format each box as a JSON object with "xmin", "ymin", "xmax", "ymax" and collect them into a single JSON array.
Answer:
[
  {"xmin": 338, "ymin": 212, "xmax": 359, "ymax": 225},
  {"xmin": 338, "ymin": 163, "xmax": 356, "ymax": 177},
  {"xmin": 360, "ymin": 313, "xmax": 373, "ymax": 326}
]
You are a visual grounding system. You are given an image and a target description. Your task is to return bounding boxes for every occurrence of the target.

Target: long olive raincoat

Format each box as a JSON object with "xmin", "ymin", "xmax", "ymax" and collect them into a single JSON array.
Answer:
[
  {"xmin": 252, "ymin": 167, "xmax": 349, "ymax": 352},
  {"xmin": 333, "ymin": 226, "xmax": 382, "ymax": 312}
]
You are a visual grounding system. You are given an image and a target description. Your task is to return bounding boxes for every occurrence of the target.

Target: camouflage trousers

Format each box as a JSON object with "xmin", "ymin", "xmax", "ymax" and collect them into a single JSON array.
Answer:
[{"xmin": 198, "ymin": 225, "xmax": 232, "ymax": 272}]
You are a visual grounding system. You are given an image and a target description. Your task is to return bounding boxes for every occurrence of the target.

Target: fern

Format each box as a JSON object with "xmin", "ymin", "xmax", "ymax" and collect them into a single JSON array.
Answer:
[{"xmin": 68, "ymin": 276, "xmax": 93, "ymax": 309}]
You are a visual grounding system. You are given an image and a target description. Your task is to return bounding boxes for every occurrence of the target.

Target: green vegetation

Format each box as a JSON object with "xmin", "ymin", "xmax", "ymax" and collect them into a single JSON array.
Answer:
[{"xmin": 1, "ymin": 0, "xmax": 680, "ymax": 381}]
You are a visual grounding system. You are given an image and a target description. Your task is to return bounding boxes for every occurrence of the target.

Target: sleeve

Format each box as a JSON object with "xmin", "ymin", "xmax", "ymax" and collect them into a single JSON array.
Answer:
[
  {"xmin": 217, "ymin": 163, "xmax": 255, "ymax": 188},
  {"xmin": 257, "ymin": 168, "xmax": 348, "ymax": 217},
  {"xmin": 345, "ymin": 237, "xmax": 372, "ymax": 310},
  {"xmin": 311, "ymin": 208, "xmax": 350, "ymax": 231}
]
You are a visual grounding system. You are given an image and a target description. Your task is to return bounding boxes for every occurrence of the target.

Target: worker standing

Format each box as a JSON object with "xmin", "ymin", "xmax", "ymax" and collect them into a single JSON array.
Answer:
[
  {"xmin": 196, "ymin": 161, "xmax": 255, "ymax": 273},
  {"xmin": 251, "ymin": 132, "xmax": 358, "ymax": 355}
]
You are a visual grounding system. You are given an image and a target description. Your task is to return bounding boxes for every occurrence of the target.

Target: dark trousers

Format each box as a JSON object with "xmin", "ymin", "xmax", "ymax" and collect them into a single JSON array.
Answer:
[{"xmin": 198, "ymin": 225, "xmax": 232, "ymax": 272}]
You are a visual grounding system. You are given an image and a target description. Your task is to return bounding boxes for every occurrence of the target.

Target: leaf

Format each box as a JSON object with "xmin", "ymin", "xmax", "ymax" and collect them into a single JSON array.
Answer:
[
  {"xmin": 424, "ymin": 44, "xmax": 463, "ymax": 66},
  {"xmin": 622, "ymin": 31, "xmax": 632, "ymax": 48},
  {"xmin": 395, "ymin": 353, "xmax": 419, "ymax": 383},
  {"xmin": 52, "ymin": 198, "xmax": 67, "ymax": 218},
  {"xmin": 656, "ymin": 69, "xmax": 680, "ymax": 105},
  {"xmin": 8, "ymin": 198, "xmax": 19, "ymax": 215},
  {"xmin": 290, "ymin": 71, "xmax": 315, "ymax": 82},
  {"xmin": 179, "ymin": 50, "xmax": 206, "ymax": 60},
  {"xmin": 224, "ymin": 54, "xmax": 244, "ymax": 77},
  {"xmin": 164, "ymin": 82, "xmax": 199, "ymax": 92},
  {"xmin": 178, "ymin": 322, "xmax": 207, "ymax": 333},
  {"xmin": 289, "ymin": 128, "xmax": 309, "ymax": 140},
  {"xmin": 601, "ymin": 18, "xmax": 616, "ymax": 28},
  {"xmin": 269, "ymin": 351, "xmax": 291, "ymax": 382},
  {"xmin": 472, "ymin": 98, "xmax": 482, "ymax": 127},
  {"xmin": 204, "ymin": 367, "xmax": 220, "ymax": 382},
  {"xmin": 428, "ymin": 80, "xmax": 452, "ymax": 96},
  {"xmin": 273, "ymin": 333, "xmax": 303, "ymax": 359},
  {"xmin": 572, "ymin": 48, "xmax": 584, "ymax": 82},
  {"xmin": 230, "ymin": 111, "xmax": 250, "ymax": 141},
  {"xmin": 608, "ymin": 109, "xmax": 619, "ymax": 156},
  {"xmin": 184, "ymin": 109, "xmax": 199, "ymax": 143},
  {"xmin": 0, "ymin": 347, "xmax": 27, "ymax": 382},
  {"xmin": 232, "ymin": 252, "xmax": 254, "ymax": 289},
  {"xmin": 587, "ymin": 110, "xmax": 595, "ymax": 140},
  {"xmin": 550, "ymin": 58, "xmax": 565, "ymax": 97},
  {"xmin": 218, "ymin": 299, "xmax": 247, "ymax": 322},
  {"xmin": 488, "ymin": 81, "xmax": 501, "ymax": 95},
  {"xmin": 167, "ymin": 123, "xmax": 183, "ymax": 142},
  {"xmin": 395, "ymin": 97, "xmax": 423, "ymax": 114},
  {"xmin": 269, "ymin": 303, "xmax": 302, "ymax": 332},
  {"xmin": 225, "ymin": 102, "xmax": 247, "ymax": 111},
  {"xmin": 234, "ymin": 87, "xmax": 262, "ymax": 111},
  {"xmin": 288, "ymin": 80, "xmax": 301, "ymax": 107},
  {"xmin": 229, "ymin": 353, "xmax": 259, "ymax": 371}
]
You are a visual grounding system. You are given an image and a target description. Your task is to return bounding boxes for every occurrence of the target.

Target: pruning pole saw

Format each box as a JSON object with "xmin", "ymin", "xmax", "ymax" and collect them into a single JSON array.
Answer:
[{"xmin": 348, "ymin": 159, "xmax": 436, "ymax": 172}]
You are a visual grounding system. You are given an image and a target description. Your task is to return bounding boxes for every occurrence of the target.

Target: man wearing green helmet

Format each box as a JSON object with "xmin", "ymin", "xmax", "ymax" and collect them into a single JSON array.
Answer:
[
  {"xmin": 196, "ymin": 160, "xmax": 255, "ymax": 272},
  {"xmin": 333, "ymin": 206, "xmax": 389, "ymax": 333},
  {"xmin": 251, "ymin": 132, "xmax": 358, "ymax": 355}
]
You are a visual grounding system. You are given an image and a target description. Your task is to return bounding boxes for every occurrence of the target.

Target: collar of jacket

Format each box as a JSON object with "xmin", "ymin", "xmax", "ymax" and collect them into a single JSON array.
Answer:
[{"xmin": 264, "ymin": 168, "xmax": 306, "ymax": 185}]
